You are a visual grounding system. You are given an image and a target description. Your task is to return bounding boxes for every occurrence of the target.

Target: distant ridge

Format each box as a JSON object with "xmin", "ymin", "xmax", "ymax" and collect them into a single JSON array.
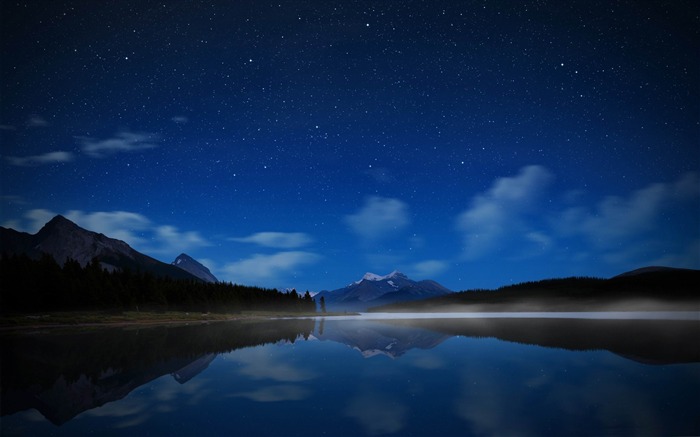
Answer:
[
  {"xmin": 614, "ymin": 266, "xmax": 694, "ymax": 278},
  {"xmin": 0, "ymin": 215, "xmax": 200, "ymax": 281}
]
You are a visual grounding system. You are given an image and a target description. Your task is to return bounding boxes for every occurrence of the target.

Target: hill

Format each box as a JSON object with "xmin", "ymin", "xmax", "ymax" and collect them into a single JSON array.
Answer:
[{"xmin": 369, "ymin": 267, "xmax": 700, "ymax": 312}]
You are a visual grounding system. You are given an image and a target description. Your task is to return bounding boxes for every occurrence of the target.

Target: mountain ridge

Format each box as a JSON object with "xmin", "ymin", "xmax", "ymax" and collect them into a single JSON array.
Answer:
[
  {"xmin": 317, "ymin": 270, "xmax": 452, "ymax": 311},
  {"xmin": 0, "ymin": 215, "xmax": 200, "ymax": 281}
]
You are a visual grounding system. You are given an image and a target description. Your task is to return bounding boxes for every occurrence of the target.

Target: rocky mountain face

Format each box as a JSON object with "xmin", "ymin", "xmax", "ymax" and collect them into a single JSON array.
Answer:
[
  {"xmin": 316, "ymin": 270, "xmax": 452, "ymax": 311},
  {"xmin": 0, "ymin": 215, "xmax": 199, "ymax": 281},
  {"xmin": 172, "ymin": 253, "xmax": 218, "ymax": 283}
]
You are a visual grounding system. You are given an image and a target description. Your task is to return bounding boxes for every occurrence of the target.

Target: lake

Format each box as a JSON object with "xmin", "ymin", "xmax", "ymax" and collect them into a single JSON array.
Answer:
[{"xmin": 1, "ymin": 313, "xmax": 699, "ymax": 436}]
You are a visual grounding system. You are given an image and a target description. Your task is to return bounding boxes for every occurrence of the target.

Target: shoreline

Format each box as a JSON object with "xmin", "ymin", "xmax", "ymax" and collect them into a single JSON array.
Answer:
[
  {"xmin": 0, "ymin": 310, "xmax": 347, "ymax": 331},
  {"xmin": 3, "ymin": 308, "xmax": 697, "ymax": 331}
]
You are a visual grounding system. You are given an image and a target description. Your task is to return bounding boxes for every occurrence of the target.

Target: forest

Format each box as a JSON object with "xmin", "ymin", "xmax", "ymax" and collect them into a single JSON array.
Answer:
[
  {"xmin": 370, "ymin": 269, "xmax": 700, "ymax": 312},
  {"xmin": 0, "ymin": 253, "xmax": 316, "ymax": 313}
]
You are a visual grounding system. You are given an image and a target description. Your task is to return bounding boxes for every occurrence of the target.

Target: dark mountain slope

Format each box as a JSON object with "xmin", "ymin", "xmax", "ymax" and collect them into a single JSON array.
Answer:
[{"xmin": 0, "ymin": 215, "xmax": 198, "ymax": 281}]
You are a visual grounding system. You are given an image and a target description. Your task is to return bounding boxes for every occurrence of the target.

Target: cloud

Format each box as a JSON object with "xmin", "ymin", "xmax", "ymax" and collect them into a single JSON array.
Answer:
[
  {"xmin": 77, "ymin": 130, "xmax": 159, "ymax": 158},
  {"xmin": 456, "ymin": 165, "xmax": 553, "ymax": 259},
  {"xmin": 230, "ymin": 232, "xmax": 313, "ymax": 249},
  {"xmin": 345, "ymin": 196, "xmax": 410, "ymax": 241},
  {"xmin": 556, "ymin": 172, "xmax": 700, "ymax": 248},
  {"xmin": 152, "ymin": 225, "xmax": 210, "ymax": 255},
  {"xmin": 221, "ymin": 251, "xmax": 321, "ymax": 286},
  {"xmin": 171, "ymin": 116, "xmax": 189, "ymax": 124},
  {"xmin": 409, "ymin": 260, "xmax": 449, "ymax": 278},
  {"xmin": 27, "ymin": 115, "xmax": 49, "ymax": 127},
  {"xmin": 5, "ymin": 151, "xmax": 74, "ymax": 166}
]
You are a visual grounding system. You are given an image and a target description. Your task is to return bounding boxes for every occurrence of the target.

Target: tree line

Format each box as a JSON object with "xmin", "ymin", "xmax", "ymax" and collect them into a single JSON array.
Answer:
[{"xmin": 0, "ymin": 253, "xmax": 317, "ymax": 313}]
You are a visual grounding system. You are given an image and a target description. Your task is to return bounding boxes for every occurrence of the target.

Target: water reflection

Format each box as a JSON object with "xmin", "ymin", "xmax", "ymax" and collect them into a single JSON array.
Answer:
[
  {"xmin": 0, "ymin": 319, "xmax": 314, "ymax": 425},
  {"xmin": 372, "ymin": 316, "xmax": 700, "ymax": 364},
  {"xmin": 1, "ymin": 315, "xmax": 698, "ymax": 436}
]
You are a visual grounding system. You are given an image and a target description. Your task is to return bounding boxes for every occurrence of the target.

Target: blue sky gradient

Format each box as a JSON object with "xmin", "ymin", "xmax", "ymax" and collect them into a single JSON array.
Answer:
[{"xmin": 2, "ymin": 1, "xmax": 698, "ymax": 292}]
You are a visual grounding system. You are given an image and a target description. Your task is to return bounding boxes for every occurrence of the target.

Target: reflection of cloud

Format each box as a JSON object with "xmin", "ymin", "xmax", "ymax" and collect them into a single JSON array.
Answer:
[
  {"xmin": 451, "ymin": 340, "xmax": 687, "ymax": 436},
  {"xmin": 230, "ymin": 231, "xmax": 313, "ymax": 249},
  {"xmin": 411, "ymin": 354, "xmax": 444, "ymax": 370},
  {"xmin": 345, "ymin": 196, "xmax": 410, "ymax": 241},
  {"xmin": 232, "ymin": 384, "xmax": 310, "ymax": 402},
  {"xmin": 233, "ymin": 348, "xmax": 316, "ymax": 382},
  {"xmin": 83, "ymin": 375, "xmax": 211, "ymax": 429},
  {"xmin": 5, "ymin": 151, "xmax": 74, "ymax": 166},
  {"xmin": 345, "ymin": 390, "xmax": 408, "ymax": 435}
]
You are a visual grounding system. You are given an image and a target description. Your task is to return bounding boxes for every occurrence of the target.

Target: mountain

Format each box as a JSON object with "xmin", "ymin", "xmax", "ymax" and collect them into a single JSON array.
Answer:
[
  {"xmin": 0, "ymin": 215, "xmax": 199, "ymax": 281},
  {"xmin": 172, "ymin": 253, "xmax": 218, "ymax": 283},
  {"xmin": 316, "ymin": 270, "xmax": 452, "ymax": 311}
]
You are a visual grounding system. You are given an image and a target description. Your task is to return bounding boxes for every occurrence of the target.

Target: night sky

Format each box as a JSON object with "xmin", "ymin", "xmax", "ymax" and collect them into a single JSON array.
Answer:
[{"xmin": 2, "ymin": 1, "xmax": 698, "ymax": 292}]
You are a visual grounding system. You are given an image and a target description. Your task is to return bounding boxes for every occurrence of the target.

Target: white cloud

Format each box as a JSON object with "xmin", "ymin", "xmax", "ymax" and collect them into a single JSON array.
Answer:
[
  {"xmin": 456, "ymin": 165, "xmax": 553, "ymax": 259},
  {"xmin": 78, "ymin": 130, "xmax": 159, "ymax": 158},
  {"xmin": 230, "ymin": 232, "xmax": 313, "ymax": 249},
  {"xmin": 152, "ymin": 225, "xmax": 210, "ymax": 255},
  {"xmin": 171, "ymin": 116, "xmax": 189, "ymax": 124},
  {"xmin": 27, "ymin": 115, "xmax": 49, "ymax": 127},
  {"xmin": 556, "ymin": 172, "xmax": 700, "ymax": 248},
  {"xmin": 409, "ymin": 259, "xmax": 449, "ymax": 278},
  {"xmin": 5, "ymin": 151, "xmax": 74, "ymax": 166},
  {"xmin": 221, "ymin": 251, "xmax": 321, "ymax": 286},
  {"xmin": 345, "ymin": 196, "xmax": 410, "ymax": 241}
]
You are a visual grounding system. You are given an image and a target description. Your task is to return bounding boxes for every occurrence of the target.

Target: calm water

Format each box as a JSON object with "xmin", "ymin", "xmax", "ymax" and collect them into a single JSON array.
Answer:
[{"xmin": 1, "ymin": 314, "xmax": 699, "ymax": 436}]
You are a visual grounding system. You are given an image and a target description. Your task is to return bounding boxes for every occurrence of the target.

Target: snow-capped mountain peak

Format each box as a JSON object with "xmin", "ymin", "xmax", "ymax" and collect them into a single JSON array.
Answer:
[
  {"xmin": 355, "ymin": 270, "xmax": 406, "ymax": 284},
  {"xmin": 318, "ymin": 270, "xmax": 452, "ymax": 311}
]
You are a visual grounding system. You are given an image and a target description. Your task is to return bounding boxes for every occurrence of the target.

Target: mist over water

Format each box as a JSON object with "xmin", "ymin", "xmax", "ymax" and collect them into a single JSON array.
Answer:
[{"xmin": 317, "ymin": 310, "xmax": 700, "ymax": 321}]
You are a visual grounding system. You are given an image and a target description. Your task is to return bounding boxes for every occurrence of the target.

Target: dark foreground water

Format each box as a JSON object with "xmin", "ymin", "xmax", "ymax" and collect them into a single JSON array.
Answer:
[{"xmin": 1, "ymin": 313, "xmax": 699, "ymax": 436}]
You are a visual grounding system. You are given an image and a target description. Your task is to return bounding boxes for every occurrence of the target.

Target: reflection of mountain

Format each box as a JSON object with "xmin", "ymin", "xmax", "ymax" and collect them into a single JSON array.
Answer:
[
  {"xmin": 172, "ymin": 353, "xmax": 217, "ymax": 383},
  {"xmin": 0, "ymin": 319, "xmax": 314, "ymax": 425},
  {"xmin": 376, "ymin": 317, "xmax": 700, "ymax": 364},
  {"xmin": 314, "ymin": 319, "xmax": 449, "ymax": 358}
]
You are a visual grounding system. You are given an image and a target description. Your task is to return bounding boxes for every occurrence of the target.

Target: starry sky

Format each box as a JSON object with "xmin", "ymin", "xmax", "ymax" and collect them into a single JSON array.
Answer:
[{"xmin": 1, "ymin": 1, "xmax": 699, "ymax": 292}]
